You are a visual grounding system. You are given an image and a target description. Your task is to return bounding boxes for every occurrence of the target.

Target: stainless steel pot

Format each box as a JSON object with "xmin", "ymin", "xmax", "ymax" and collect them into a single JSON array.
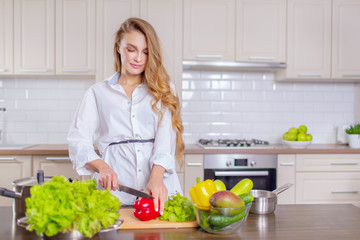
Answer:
[
  {"xmin": 250, "ymin": 183, "xmax": 293, "ymax": 214},
  {"xmin": 0, "ymin": 170, "xmax": 50, "ymax": 217}
]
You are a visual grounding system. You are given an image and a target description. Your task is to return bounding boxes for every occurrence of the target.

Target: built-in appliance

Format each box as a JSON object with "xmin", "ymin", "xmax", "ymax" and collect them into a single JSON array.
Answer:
[
  {"xmin": 198, "ymin": 138, "xmax": 273, "ymax": 149},
  {"xmin": 204, "ymin": 154, "xmax": 277, "ymax": 191}
]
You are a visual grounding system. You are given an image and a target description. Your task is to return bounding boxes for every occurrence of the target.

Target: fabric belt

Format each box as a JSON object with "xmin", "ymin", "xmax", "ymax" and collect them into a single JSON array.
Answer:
[{"xmin": 109, "ymin": 138, "xmax": 155, "ymax": 146}]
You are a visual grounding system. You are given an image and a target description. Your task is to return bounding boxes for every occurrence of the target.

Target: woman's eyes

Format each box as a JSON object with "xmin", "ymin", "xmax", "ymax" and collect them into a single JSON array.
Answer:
[{"xmin": 127, "ymin": 48, "xmax": 148, "ymax": 55}]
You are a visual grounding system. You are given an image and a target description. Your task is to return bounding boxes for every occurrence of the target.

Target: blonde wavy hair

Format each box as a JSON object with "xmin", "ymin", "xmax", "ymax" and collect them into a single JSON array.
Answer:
[{"xmin": 113, "ymin": 18, "xmax": 184, "ymax": 166}]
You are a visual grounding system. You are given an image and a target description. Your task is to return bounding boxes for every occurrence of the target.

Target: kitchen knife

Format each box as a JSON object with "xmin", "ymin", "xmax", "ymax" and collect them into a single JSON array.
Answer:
[{"xmin": 118, "ymin": 185, "xmax": 154, "ymax": 199}]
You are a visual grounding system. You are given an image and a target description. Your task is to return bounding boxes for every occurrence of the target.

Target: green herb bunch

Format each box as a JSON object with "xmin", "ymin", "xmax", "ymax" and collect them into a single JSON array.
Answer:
[
  {"xmin": 25, "ymin": 176, "xmax": 121, "ymax": 238},
  {"xmin": 345, "ymin": 123, "xmax": 360, "ymax": 134},
  {"xmin": 158, "ymin": 192, "xmax": 196, "ymax": 222}
]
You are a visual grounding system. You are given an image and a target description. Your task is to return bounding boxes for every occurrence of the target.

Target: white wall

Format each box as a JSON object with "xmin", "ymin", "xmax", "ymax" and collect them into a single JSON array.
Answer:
[
  {"xmin": 0, "ymin": 70, "xmax": 356, "ymax": 145},
  {"xmin": 181, "ymin": 70, "xmax": 355, "ymax": 144}
]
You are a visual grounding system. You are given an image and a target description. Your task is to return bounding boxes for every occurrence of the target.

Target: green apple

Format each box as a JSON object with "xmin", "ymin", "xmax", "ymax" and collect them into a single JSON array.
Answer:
[
  {"xmin": 283, "ymin": 132, "xmax": 288, "ymax": 141},
  {"xmin": 288, "ymin": 127, "xmax": 298, "ymax": 135},
  {"xmin": 287, "ymin": 132, "xmax": 297, "ymax": 141},
  {"xmin": 306, "ymin": 134, "xmax": 313, "ymax": 141},
  {"xmin": 298, "ymin": 125, "xmax": 307, "ymax": 133},
  {"xmin": 297, "ymin": 132, "xmax": 307, "ymax": 141}
]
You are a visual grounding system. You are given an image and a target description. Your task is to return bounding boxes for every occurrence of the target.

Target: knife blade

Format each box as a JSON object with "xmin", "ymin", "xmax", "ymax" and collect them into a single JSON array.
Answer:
[{"xmin": 118, "ymin": 185, "xmax": 154, "ymax": 199}]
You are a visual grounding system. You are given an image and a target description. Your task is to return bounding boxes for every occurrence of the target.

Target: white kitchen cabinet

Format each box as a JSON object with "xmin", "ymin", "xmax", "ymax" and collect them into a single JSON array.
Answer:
[
  {"xmin": 55, "ymin": 0, "xmax": 96, "ymax": 75},
  {"xmin": 277, "ymin": 154, "xmax": 296, "ymax": 204},
  {"xmin": 14, "ymin": 0, "xmax": 55, "ymax": 75},
  {"xmin": 140, "ymin": 0, "xmax": 183, "ymax": 98},
  {"xmin": 0, "ymin": 155, "xmax": 32, "ymax": 206},
  {"xmin": 235, "ymin": 0, "xmax": 286, "ymax": 63},
  {"xmin": 183, "ymin": 0, "xmax": 235, "ymax": 61},
  {"xmin": 184, "ymin": 154, "xmax": 204, "ymax": 198},
  {"xmin": 176, "ymin": 159, "xmax": 184, "ymax": 194},
  {"xmin": 283, "ymin": 0, "xmax": 332, "ymax": 80},
  {"xmin": 32, "ymin": 156, "xmax": 84, "ymax": 180},
  {"xmin": 295, "ymin": 154, "xmax": 360, "ymax": 207},
  {"xmin": 0, "ymin": 0, "xmax": 13, "ymax": 75},
  {"xmin": 332, "ymin": 0, "xmax": 360, "ymax": 80},
  {"xmin": 96, "ymin": 0, "xmax": 140, "ymax": 81}
]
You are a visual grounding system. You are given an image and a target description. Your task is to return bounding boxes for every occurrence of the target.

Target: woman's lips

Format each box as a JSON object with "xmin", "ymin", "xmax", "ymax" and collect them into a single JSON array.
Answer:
[{"xmin": 130, "ymin": 63, "xmax": 142, "ymax": 69}]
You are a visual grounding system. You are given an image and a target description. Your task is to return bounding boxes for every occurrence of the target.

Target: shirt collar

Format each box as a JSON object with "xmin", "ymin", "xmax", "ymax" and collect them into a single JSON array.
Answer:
[{"xmin": 107, "ymin": 72, "xmax": 147, "ymax": 88}]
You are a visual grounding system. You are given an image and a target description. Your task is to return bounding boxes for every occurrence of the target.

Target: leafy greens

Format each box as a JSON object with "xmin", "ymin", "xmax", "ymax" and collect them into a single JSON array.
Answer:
[
  {"xmin": 25, "ymin": 176, "xmax": 121, "ymax": 238},
  {"xmin": 158, "ymin": 192, "xmax": 196, "ymax": 222}
]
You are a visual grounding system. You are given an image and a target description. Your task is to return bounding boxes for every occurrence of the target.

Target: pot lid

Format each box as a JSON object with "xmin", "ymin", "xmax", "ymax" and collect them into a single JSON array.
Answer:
[{"xmin": 12, "ymin": 176, "xmax": 52, "ymax": 187}]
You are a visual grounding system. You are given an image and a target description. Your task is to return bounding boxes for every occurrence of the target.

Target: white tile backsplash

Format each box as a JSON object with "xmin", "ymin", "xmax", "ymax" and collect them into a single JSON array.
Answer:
[
  {"xmin": 182, "ymin": 70, "xmax": 355, "ymax": 144},
  {"xmin": 0, "ymin": 77, "xmax": 94, "ymax": 144},
  {"xmin": 0, "ymin": 70, "xmax": 356, "ymax": 145}
]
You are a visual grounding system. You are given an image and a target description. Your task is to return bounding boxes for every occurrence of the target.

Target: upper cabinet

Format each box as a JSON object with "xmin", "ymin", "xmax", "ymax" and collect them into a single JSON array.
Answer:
[
  {"xmin": 183, "ymin": 0, "xmax": 235, "ymax": 61},
  {"xmin": 236, "ymin": 0, "xmax": 286, "ymax": 63},
  {"xmin": 332, "ymin": 0, "xmax": 360, "ymax": 79},
  {"xmin": 12, "ymin": 0, "xmax": 95, "ymax": 76},
  {"xmin": 277, "ymin": 0, "xmax": 360, "ymax": 81},
  {"xmin": 14, "ymin": 0, "xmax": 55, "ymax": 75},
  {"xmin": 0, "ymin": 0, "xmax": 13, "ymax": 75},
  {"xmin": 56, "ymin": 0, "xmax": 96, "ymax": 75},
  {"xmin": 286, "ymin": 0, "xmax": 332, "ymax": 79},
  {"xmin": 183, "ymin": 0, "xmax": 286, "ymax": 63}
]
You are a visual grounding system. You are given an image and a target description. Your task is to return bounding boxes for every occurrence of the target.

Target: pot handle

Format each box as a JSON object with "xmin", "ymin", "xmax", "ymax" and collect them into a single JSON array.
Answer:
[
  {"xmin": 37, "ymin": 170, "xmax": 44, "ymax": 185},
  {"xmin": 272, "ymin": 183, "xmax": 293, "ymax": 195},
  {"xmin": 0, "ymin": 187, "xmax": 22, "ymax": 199}
]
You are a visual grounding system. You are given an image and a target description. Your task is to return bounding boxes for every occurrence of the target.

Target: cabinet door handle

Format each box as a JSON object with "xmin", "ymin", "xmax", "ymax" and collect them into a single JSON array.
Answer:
[
  {"xmin": 45, "ymin": 157, "xmax": 71, "ymax": 161},
  {"xmin": 20, "ymin": 69, "xmax": 48, "ymax": 73},
  {"xmin": 331, "ymin": 190, "xmax": 359, "ymax": 194},
  {"xmin": 331, "ymin": 162, "xmax": 358, "ymax": 165},
  {"xmin": 297, "ymin": 73, "xmax": 322, "ymax": 77},
  {"xmin": 62, "ymin": 69, "xmax": 89, "ymax": 73},
  {"xmin": 342, "ymin": 74, "xmax": 360, "ymax": 77},
  {"xmin": 280, "ymin": 162, "xmax": 295, "ymax": 166},
  {"xmin": 196, "ymin": 54, "xmax": 223, "ymax": 59},
  {"xmin": 186, "ymin": 162, "xmax": 202, "ymax": 166},
  {"xmin": 215, "ymin": 171, "xmax": 269, "ymax": 177},
  {"xmin": 248, "ymin": 56, "xmax": 275, "ymax": 60},
  {"xmin": 0, "ymin": 157, "xmax": 15, "ymax": 161}
]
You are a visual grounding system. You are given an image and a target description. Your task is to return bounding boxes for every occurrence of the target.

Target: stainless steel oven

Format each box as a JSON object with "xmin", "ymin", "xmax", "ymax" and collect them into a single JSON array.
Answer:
[{"xmin": 204, "ymin": 154, "xmax": 277, "ymax": 191}]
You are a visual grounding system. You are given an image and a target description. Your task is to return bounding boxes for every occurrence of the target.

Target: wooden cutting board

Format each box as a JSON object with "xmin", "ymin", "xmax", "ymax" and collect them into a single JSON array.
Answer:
[{"xmin": 119, "ymin": 209, "xmax": 199, "ymax": 229}]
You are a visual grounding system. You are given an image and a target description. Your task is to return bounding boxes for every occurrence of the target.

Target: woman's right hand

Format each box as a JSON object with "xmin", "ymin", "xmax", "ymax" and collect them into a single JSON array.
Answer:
[{"xmin": 85, "ymin": 159, "xmax": 118, "ymax": 191}]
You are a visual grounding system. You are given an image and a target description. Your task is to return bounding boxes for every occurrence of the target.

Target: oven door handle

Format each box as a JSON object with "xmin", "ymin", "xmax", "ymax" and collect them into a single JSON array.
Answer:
[{"xmin": 214, "ymin": 171, "xmax": 269, "ymax": 177}]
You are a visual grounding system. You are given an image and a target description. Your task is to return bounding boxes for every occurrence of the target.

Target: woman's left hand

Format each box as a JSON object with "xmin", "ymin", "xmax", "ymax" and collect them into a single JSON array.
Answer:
[{"xmin": 145, "ymin": 165, "xmax": 167, "ymax": 215}]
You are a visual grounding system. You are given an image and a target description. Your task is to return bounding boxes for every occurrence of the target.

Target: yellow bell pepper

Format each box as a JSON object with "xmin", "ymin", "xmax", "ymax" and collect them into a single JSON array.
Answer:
[{"xmin": 189, "ymin": 178, "xmax": 218, "ymax": 210}]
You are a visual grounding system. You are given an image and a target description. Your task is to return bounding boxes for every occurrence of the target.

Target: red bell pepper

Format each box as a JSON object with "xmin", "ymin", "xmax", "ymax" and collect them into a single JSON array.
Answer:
[{"xmin": 133, "ymin": 198, "xmax": 160, "ymax": 221}]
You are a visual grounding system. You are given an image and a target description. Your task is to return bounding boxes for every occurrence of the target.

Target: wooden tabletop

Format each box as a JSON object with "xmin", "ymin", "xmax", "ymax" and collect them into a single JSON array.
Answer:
[{"xmin": 2, "ymin": 204, "xmax": 360, "ymax": 239}]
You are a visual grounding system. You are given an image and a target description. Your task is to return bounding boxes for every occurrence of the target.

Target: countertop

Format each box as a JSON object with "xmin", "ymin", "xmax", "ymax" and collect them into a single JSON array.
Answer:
[
  {"xmin": 1, "ymin": 143, "xmax": 360, "ymax": 155},
  {"xmin": 2, "ymin": 204, "xmax": 360, "ymax": 239}
]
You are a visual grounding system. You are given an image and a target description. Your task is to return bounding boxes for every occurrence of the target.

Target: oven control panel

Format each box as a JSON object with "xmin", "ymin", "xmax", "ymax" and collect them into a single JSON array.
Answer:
[{"xmin": 204, "ymin": 154, "xmax": 277, "ymax": 169}]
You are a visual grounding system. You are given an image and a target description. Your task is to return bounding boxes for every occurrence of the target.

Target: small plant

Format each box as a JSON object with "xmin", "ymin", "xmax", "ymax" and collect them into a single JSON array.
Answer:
[{"xmin": 345, "ymin": 123, "xmax": 360, "ymax": 134}]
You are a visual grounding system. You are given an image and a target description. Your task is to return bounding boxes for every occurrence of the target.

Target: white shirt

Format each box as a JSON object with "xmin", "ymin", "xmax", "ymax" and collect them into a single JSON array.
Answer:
[{"xmin": 67, "ymin": 72, "xmax": 182, "ymax": 205}]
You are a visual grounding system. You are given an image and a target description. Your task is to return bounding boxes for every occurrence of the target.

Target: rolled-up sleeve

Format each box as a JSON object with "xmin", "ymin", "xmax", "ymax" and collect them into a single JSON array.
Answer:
[
  {"xmin": 149, "ymin": 106, "xmax": 176, "ymax": 177},
  {"xmin": 67, "ymin": 88, "xmax": 100, "ymax": 175}
]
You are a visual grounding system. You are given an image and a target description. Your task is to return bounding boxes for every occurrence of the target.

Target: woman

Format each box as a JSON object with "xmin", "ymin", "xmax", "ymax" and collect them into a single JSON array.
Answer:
[{"xmin": 67, "ymin": 18, "xmax": 184, "ymax": 215}]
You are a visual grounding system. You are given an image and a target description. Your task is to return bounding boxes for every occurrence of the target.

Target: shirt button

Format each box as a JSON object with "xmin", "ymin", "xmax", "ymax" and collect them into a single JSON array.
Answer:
[
  {"xmin": 127, "ymin": 101, "xmax": 131, "ymax": 104},
  {"xmin": 137, "ymin": 149, "xmax": 140, "ymax": 153},
  {"xmin": 132, "ymin": 115, "xmax": 135, "ymax": 118},
  {"xmin": 138, "ymin": 169, "xmax": 142, "ymax": 173}
]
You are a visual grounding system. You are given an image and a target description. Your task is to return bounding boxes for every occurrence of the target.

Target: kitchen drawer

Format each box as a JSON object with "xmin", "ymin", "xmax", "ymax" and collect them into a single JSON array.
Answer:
[
  {"xmin": 296, "ymin": 172, "xmax": 360, "ymax": 205},
  {"xmin": 296, "ymin": 154, "xmax": 360, "ymax": 172},
  {"xmin": 32, "ymin": 156, "xmax": 86, "ymax": 180},
  {"xmin": 0, "ymin": 155, "xmax": 32, "ymax": 206}
]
